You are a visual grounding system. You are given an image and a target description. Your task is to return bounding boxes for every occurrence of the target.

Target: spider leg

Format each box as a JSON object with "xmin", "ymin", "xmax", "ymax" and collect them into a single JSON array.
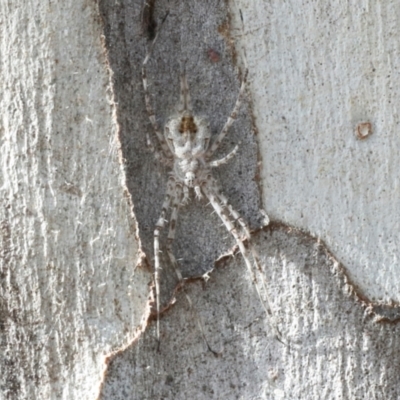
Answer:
[
  {"xmin": 209, "ymin": 144, "xmax": 239, "ymax": 168},
  {"xmin": 178, "ymin": 73, "xmax": 193, "ymax": 113},
  {"xmin": 210, "ymin": 184, "xmax": 281, "ymax": 344},
  {"xmin": 211, "ymin": 188, "xmax": 278, "ymax": 336},
  {"xmin": 206, "ymin": 69, "xmax": 248, "ymax": 157},
  {"xmin": 202, "ymin": 182, "xmax": 285, "ymax": 345},
  {"xmin": 209, "ymin": 177, "xmax": 250, "ymax": 240},
  {"xmin": 146, "ymin": 132, "xmax": 173, "ymax": 166},
  {"xmin": 194, "ymin": 185, "xmax": 203, "ymax": 200},
  {"xmin": 165, "ymin": 185, "xmax": 183, "ymax": 280},
  {"xmin": 165, "ymin": 186, "xmax": 221, "ymax": 356},
  {"xmin": 142, "ymin": 15, "xmax": 173, "ymax": 162},
  {"xmin": 154, "ymin": 177, "xmax": 176, "ymax": 350},
  {"xmin": 181, "ymin": 185, "xmax": 190, "ymax": 205},
  {"xmin": 244, "ymin": 239, "xmax": 286, "ymax": 346}
]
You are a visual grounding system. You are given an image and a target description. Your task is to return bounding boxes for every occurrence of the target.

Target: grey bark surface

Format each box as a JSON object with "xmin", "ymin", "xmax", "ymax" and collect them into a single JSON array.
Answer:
[
  {"xmin": 1, "ymin": 0, "xmax": 400, "ymax": 399},
  {"xmin": 98, "ymin": 0, "xmax": 400, "ymax": 398},
  {"xmin": 98, "ymin": 0, "xmax": 262, "ymax": 282},
  {"xmin": 101, "ymin": 225, "xmax": 400, "ymax": 399}
]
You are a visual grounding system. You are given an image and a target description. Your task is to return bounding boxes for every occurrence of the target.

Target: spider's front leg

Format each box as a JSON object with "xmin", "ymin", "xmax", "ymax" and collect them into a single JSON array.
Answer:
[
  {"xmin": 142, "ymin": 16, "xmax": 173, "ymax": 165},
  {"xmin": 146, "ymin": 132, "xmax": 173, "ymax": 166},
  {"xmin": 206, "ymin": 69, "xmax": 248, "ymax": 158}
]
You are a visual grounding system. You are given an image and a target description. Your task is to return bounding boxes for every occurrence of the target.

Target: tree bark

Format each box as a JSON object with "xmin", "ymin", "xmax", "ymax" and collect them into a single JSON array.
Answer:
[
  {"xmin": 0, "ymin": 2, "xmax": 150, "ymax": 399},
  {"xmin": 1, "ymin": 1, "xmax": 399, "ymax": 399}
]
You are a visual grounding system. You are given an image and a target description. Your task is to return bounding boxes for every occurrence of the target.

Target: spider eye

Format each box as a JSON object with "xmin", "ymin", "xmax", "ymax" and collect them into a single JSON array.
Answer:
[{"xmin": 179, "ymin": 115, "xmax": 197, "ymax": 134}]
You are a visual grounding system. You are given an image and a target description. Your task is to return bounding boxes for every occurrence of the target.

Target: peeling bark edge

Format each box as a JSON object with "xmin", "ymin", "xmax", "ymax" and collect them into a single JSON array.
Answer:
[
  {"xmin": 99, "ymin": 219, "xmax": 400, "ymax": 392},
  {"xmin": 93, "ymin": 5, "xmax": 156, "ymax": 398},
  {"xmin": 264, "ymin": 222, "xmax": 400, "ymax": 323},
  {"xmin": 143, "ymin": 222, "xmax": 400, "ymax": 331}
]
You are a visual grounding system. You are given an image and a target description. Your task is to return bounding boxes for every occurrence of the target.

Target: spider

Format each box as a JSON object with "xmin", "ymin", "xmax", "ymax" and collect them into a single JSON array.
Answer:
[{"xmin": 142, "ymin": 23, "xmax": 282, "ymax": 352}]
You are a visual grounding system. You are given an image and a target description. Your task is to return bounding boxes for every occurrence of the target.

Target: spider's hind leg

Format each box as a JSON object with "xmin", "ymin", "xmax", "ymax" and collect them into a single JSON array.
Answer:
[
  {"xmin": 164, "ymin": 185, "xmax": 221, "ymax": 356},
  {"xmin": 202, "ymin": 180, "xmax": 286, "ymax": 346},
  {"xmin": 209, "ymin": 177, "xmax": 250, "ymax": 240},
  {"xmin": 165, "ymin": 185, "xmax": 184, "ymax": 281},
  {"xmin": 153, "ymin": 177, "xmax": 176, "ymax": 350}
]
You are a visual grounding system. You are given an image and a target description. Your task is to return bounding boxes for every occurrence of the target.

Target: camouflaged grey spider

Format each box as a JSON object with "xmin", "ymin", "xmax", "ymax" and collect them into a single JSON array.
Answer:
[{"xmin": 142, "ymin": 28, "xmax": 282, "ymax": 352}]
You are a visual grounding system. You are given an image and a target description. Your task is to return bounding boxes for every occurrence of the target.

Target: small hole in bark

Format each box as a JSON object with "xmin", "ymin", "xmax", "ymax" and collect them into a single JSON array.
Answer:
[{"xmin": 356, "ymin": 122, "xmax": 372, "ymax": 140}]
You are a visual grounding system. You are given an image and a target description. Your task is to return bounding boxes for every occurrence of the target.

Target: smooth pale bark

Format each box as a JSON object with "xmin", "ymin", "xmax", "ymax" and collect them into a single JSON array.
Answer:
[
  {"xmin": 0, "ymin": 2, "xmax": 150, "ymax": 399},
  {"xmin": 1, "ymin": 1, "xmax": 399, "ymax": 399},
  {"xmin": 230, "ymin": 0, "xmax": 400, "ymax": 304}
]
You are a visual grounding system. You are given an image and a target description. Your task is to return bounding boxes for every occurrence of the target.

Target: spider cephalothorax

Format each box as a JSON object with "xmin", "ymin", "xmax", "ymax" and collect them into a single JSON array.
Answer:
[{"xmin": 164, "ymin": 76, "xmax": 214, "ymax": 200}]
